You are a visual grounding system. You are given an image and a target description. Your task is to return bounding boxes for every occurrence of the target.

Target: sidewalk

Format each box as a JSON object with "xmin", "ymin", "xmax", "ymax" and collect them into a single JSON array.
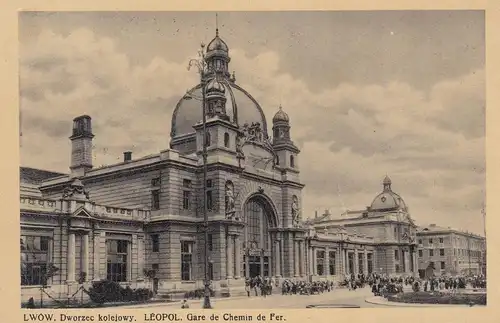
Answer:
[
  {"xmin": 123, "ymin": 287, "xmax": 372, "ymax": 309},
  {"xmin": 365, "ymin": 296, "xmax": 483, "ymax": 307}
]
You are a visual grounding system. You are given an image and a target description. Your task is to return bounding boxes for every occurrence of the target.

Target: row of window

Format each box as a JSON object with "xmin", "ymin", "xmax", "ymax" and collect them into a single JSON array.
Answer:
[
  {"xmin": 21, "ymin": 235, "xmax": 198, "ymax": 286},
  {"xmin": 151, "ymin": 234, "xmax": 214, "ymax": 253},
  {"xmin": 418, "ymin": 249, "xmax": 446, "ymax": 257},
  {"xmin": 418, "ymin": 237, "xmax": 445, "ymax": 245},
  {"xmin": 204, "ymin": 132, "xmax": 231, "ymax": 148},
  {"xmin": 316, "ymin": 251, "xmax": 374, "ymax": 276},
  {"xmin": 417, "ymin": 248, "xmax": 482, "ymax": 258},
  {"xmin": 429, "ymin": 261, "xmax": 446, "ymax": 270},
  {"xmin": 150, "ymin": 157, "xmax": 297, "ymax": 212}
]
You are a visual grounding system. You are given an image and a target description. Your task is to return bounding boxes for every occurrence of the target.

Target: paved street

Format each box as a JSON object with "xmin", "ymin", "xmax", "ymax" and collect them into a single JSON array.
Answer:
[{"xmin": 122, "ymin": 287, "xmax": 382, "ymax": 309}]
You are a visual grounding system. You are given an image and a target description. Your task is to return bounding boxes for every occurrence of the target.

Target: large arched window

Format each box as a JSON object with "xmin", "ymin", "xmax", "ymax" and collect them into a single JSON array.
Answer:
[
  {"xmin": 245, "ymin": 199, "xmax": 269, "ymax": 250},
  {"xmin": 290, "ymin": 155, "xmax": 295, "ymax": 168}
]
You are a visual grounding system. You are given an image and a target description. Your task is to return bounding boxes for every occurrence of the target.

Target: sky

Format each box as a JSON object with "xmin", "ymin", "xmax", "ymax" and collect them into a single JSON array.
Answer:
[{"xmin": 19, "ymin": 11, "xmax": 486, "ymax": 235}]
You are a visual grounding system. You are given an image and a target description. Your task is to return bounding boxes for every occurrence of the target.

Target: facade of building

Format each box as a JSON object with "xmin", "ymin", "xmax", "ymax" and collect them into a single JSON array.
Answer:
[
  {"xmin": 416, "ymin": 224, "xmax": 486, "ymax": 278},
  {"xmin": 305, "ymin": 176, "xmax": 419, "ymax": 279},
  {"xmin": 19, "ymin": 29, "xmax": 485, "ymax": 304}
]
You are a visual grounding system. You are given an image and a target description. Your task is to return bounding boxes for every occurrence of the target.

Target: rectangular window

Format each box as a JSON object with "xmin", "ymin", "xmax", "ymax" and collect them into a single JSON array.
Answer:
[
  {"xmin": 151, "ymin": 177, "xmax": 161, "ymax": 187},
  {"xmin": 208, "ymin": 234, "xmax": 213, "ymax": 251},
  {"xmin": 21, "ymin": 235, "xmax": 51, "ymax": 286},
  {"xmin": 441, "ymin": 261, "xmax": 445, "ymax": 270},
  {"xmin": 429, "ymin": 238, "xmax": 433, "ymax": 244},
  {"xmin": 430, "ymin": 261, "xmax": 435, "ymax": 269},
  {"xmin": 182, "ymin": 180, "xmax": 192, "ymax": 210},
  {"xmin": 439, "ymin": 237, "xmax": 444, "ymax": 244},
  {"xmin": 328, "ymin": 251, "xmax": 336, "ymax": 275},
  {"xmin": 183, "ymin": 191, "xmax": 190, "ymax": 210},
  {"xmin": 394, "ymin": 249, "xmax": 399, "ymax": 261},
  {"xmin": 151, "ymin": 190, "xmax": 160, "ymax": 210},
  {"xmin": 429, "ymin": 249, "xmax": 434, "ymax": 257},
  {"xmin": 348, "ymin": 253, "xmax": 354, "ymax": 274},
  {"xmin": 209, "ymin": 262, "xmax": 214, "ymax": 281},
  {"xmin": 395, "ymin": 264, "xmax": 400, "ymax": 273},
  {"xmin": 206, "ymin": 180, "xmax": 214, "ymax": 211},
  {"xmin": 418, "ymin": 250, "xmax": 423, "ymax": 257},
  {"xmin": 358, "ymin": 253, "xmax": 364, "ymax": 274},
  {"xmin": 440, "ymin": 249, "xmax": 445, "ymax": 256},
  {"xmin": 206, "ymin": 191, "xmax": 213, "ymax": 211},
  {"xmin": 418, "ymin": 239, "xmax": 422, "ymax": 245},
  {"xmin": 151, "ymin": 234, "xmax": 159, "ymax": 252},
  {"xmin": 106, "ymin": 239, "xmax": 128, "ymax": 282},
  {"xmin": 316, "ymin": 250, "xmax": 325, "ymax": 275},
  {"xmin": 181, "ymin": 241, "xmax": 193, "ymax": 281},
  {"xmin": 367, "ymin": 253, "xmax": 373, "ymax": 274}
]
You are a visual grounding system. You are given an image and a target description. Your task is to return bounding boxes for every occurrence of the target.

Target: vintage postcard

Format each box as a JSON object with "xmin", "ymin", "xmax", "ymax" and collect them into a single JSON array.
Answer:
[{"xmin": 1, "ymin": 3, "xmax": 497, "ymax": 323}]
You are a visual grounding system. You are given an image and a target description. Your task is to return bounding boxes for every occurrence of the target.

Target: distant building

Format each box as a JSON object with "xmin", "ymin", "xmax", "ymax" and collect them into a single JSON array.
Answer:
[
  {"xmin": 306, "ymin": 176, "xmax": 419, "ymax": 278},
  {"xmin": 416, "ymin": 224, "xmax": 486, "ymax": 278}
]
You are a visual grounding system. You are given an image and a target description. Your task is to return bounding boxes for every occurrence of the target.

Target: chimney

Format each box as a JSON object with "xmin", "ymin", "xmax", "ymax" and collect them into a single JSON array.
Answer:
[
  {"xmin": 124, "ymin": 151, "xmax": 132, "ymax": 162},
  {"xmin": 315, "ymin": 210, "xmax": 318, "ymax": 218},
  {"xmin": 69, "ymin": 115, "xmax": 94, "ymax": 178}
]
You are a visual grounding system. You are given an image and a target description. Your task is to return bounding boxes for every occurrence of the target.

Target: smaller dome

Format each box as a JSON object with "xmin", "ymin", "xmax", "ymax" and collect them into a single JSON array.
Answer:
[
  {"xmin": 207, "ymin": 32, "xmax": 229, "ymax": 53},
  {"xmin": 383, "ymin": 175, "xmax": 392, "ymax": 185},
  {"xmin": 273, "ymin": 105, "xmax": 289, "ymax": 123},
  {"xmin": 206, "ymin": 78, "xmax": 226, "ymax": 94}
]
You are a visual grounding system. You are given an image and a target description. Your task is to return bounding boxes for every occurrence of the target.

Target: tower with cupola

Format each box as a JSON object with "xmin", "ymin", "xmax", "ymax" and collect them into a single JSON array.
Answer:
[
  {"xmin": 272, "ymin": 105, "xmax": 300, "ymax": 172},
  {"xmin": 193, "ymin": 28, "xmax": 240, "ymax": 164}
]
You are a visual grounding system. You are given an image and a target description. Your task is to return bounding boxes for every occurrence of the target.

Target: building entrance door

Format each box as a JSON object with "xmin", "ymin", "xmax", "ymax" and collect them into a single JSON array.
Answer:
[{"xmin": 249, "ymin": 256, "xmax": 262, "ymax": 278}]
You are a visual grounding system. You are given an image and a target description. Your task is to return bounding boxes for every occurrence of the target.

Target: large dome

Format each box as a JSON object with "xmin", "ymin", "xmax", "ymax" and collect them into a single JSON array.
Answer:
[
  {"xmin": 370, "ymin": 176, "xmax": 408, "ymax": 211},
  {"xmin": 170, "ymin": 81, "xmax": 269, "ymax": 138}
]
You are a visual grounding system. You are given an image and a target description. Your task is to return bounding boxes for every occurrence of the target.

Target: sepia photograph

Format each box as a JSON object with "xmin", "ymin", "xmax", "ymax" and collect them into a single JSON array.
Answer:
[{"xmin": 18, "ymin": 11, "xmax": 486, "ymax": 310}]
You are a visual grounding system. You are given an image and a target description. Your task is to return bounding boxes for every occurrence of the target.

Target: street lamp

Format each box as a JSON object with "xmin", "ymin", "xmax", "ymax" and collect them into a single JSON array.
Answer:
[{"xmin": 187, "ymin": 42, "xmax": 212, "ymax": 309}]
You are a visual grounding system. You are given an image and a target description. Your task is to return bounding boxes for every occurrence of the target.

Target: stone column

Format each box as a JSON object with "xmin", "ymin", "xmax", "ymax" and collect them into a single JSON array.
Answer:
[
  {"xmin": 137, "ymin": 236, "xmax": 145, "ymax": 280},
  {"xmin": 299, "ymin": 241, "xmax": 305, "ymax": 277},
  {"xmin": 92, "ymin": 232, "xmax": 100, "ymax": 281},
  {"xmin": 324, "ymin": 247, "xmax": 329, "ymax": 277},
  {"xmin": 363, "ymin": 250, "xmax": 368, "ymax": 275},
  {"xmin": 234, "ymin": 235, "xmax": 241, "ymax": 279},
  {"xmin": 309, "ymin": 246, "xmax": 315, "ymax": 276},
  {"xmin": 127, "ymin": 238, "xmax": 133, "ymax": 282},
  {"xmin": 344, "ymin": 249, "xmax": 348, "ymax": 275},
  {"xmin": 354, "ymin": 249, "xmax": 359, "ymax": 275},
  {"xmin": 275, "ymin": 239, "xmax": 281, "ymax": 277},
  {"xmin": 226, "ymin": 234, "xmax": 233, "ymax": 279},
  {"xmin": 294, "ymin": 240, "xmax": 300, "ymax": 277},
  {"xmin": 67, "ymin": 232, "xmax": 76, "ymax": 282},
  {"xmin": 412, "ymin": 251, "xmax": 418, "ymax": 276},
  {"xmin": 82, "ymin": 234, "xmax": 89, "ymax": 281}
]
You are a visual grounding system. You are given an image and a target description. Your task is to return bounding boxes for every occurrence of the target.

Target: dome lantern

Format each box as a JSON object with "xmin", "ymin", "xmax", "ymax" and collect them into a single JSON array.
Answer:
[
  {"xmin": 272, "ymin": 105, "xmax": 293, "ymax": 145},
  {"xmin": 204, "ymin": 25, "xmax": 231, "ymax": 79},
  {"xmin": 383, "ymin": 175, "xmax": 392, "ymax": 191},
  {"xmin": 272, "ymin": 105, "xmax": 290, "ymax": 123}
]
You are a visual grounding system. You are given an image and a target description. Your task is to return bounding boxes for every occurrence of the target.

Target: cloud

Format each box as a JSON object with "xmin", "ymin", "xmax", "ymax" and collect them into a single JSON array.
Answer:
[{"xmin": 20, "ymin": 28, "xmax": 485, "ymax": 234}]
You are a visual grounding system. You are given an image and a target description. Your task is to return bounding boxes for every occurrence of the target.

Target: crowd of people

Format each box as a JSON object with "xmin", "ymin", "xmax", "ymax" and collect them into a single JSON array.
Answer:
[
  {"xmin": 243, "ymin": 276, "xmax": 337, "ymax": 297},
  {"xmin": 238, "ymin": 272, "xmax": 486, "ymax": 299},
  {"xmin": 367, "ymin": 273, "xmax": 487, "ymax": 296}
]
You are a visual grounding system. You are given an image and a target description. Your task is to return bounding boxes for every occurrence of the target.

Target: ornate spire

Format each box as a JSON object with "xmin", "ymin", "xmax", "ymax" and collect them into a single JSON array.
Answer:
[{"xmin": 216, "ymin": 13, "xmax": 219, "ymax": 37}]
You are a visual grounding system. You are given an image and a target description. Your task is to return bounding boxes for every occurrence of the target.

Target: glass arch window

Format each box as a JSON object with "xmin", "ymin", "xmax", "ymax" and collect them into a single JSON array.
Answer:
[{"xmin": 245, "ymin": 198, "xmax": 270, "ymax": 251}]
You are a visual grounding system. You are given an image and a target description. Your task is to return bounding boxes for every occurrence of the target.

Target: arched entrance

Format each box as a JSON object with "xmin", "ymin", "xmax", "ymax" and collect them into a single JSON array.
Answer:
[{"xmin": 242, "ymin": 195, "xmax": 276, "ymax": 278}]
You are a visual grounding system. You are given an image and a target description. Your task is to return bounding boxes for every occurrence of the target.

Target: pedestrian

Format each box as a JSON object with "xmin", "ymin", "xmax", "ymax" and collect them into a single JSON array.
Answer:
[{"xmin": 181, "ymin": 299, "xmax": 189, "ymax": 309}]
